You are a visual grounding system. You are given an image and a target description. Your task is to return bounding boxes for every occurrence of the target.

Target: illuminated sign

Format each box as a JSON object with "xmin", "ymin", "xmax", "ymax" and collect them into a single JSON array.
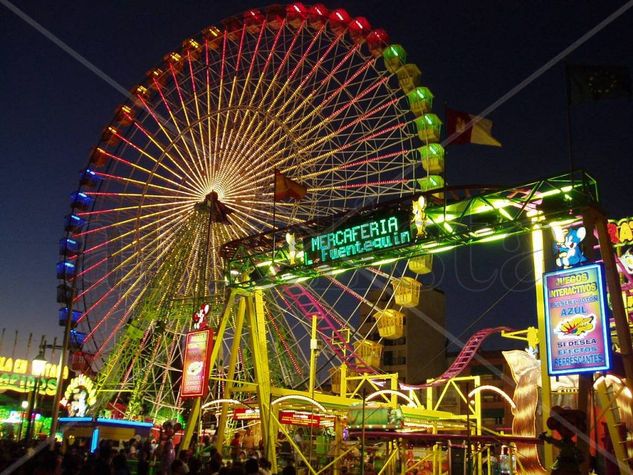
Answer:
[
  {"xmin": 279, "ymin": 410, "xmax": 334, "ymax": 428},
  {"xmin": 608, "ymin": 217, "xmax": 633, "ymax": 245},
  {"xmin": 181, "ymin": 329, "xmax": 213, "ymax": 398},
  {"xmin": 304, "ymin": 207, "xmax": 413, "ymax": 265},
  {"xmin": 232, "ymin": 408, "xmax": 260, "ymax": 420},
  {"xmin": 0, "ymin": 356, "xmax": 69, "ymax": 396},
  {"xmin": 61, "ymin": 375, "xmax": 97, "ymax": 417},
  {"xmin": 543, "ymin": 264, "xmax": 611, "ymax": 375}
]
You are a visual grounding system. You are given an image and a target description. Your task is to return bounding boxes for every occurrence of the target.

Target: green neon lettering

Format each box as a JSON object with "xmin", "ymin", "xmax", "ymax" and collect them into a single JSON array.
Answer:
[
  {"xmin": 344, "ymin": 227, "xmax": 354, "ymax": 243},
  {"xmin": 335, "ymin": 230, "xmax": 344, "ymax": 246},
  {"xmin": 388, "ymin": 216, "xmax": 398, "ymax": 233},
  {"xmin": 360, "ymin": 223, "xmax": 370, "ymax": 240},
  {"xmin": 327, "ymin": 233, "xmax": 337, "ymax": 249},
  {"xmin": 400, "ymin": 231, "xmax": 411, "ymax": 244},
  {"xmin": 369, "ymin": 221, "xmax": 379, "ymax": 238}
]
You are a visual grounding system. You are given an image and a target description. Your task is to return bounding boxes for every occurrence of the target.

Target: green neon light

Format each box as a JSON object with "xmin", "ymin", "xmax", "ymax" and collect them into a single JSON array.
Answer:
[
  {"xmin": 371, "ymin": 257, "xmax": 399, "ymax": 266},
  {"xmin": 478, "ymin": 233, "xmax": 509, "ymax": 243},
  {"xmin": 303, "ymin": 208, "xmax": 413, "ymax": 265},
  {"xmin": 428, "ymin": 245, "xmax": 458, "ymax": 254}
]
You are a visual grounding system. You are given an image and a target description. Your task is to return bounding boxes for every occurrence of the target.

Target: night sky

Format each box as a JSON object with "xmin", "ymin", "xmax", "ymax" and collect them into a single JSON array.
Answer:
[{"xmin": 1, "ymin": 1, "xmax": 632, "ymax": 359}]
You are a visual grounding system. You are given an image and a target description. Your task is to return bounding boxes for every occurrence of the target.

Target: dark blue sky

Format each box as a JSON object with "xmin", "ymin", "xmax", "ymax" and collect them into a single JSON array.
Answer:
[{"xmin": 1, "ymin": 1, "xmax": 632, "ymax": 357}]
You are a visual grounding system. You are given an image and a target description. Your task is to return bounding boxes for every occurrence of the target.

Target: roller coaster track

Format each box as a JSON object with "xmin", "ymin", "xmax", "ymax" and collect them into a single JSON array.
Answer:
[
  {"xmin": 403, "ymin": 326, "xmax": 514, "ymax": 389},
  {"xmin": 281, "ymin": 285, "xmax": 375, "ymax": 373}
]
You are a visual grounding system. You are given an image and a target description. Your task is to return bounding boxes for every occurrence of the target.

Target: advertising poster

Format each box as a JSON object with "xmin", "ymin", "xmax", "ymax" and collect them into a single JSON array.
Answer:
[
  {"xmin": 181, "ymin": 329, "xmax": 213, "ymax": 398},
  {"xmin": 543, "ymin": 263, "xmax": 611, "ymax": 375}
]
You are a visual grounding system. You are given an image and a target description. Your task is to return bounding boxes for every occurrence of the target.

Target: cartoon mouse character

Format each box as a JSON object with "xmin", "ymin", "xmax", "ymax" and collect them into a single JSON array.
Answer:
[
  {"xmin": 539, "ymin": 406, "xmax": 586, "ymax": 475},
  {"xmin": 553, "ymin": 226, "xmax": 587, "ymax": 268}
]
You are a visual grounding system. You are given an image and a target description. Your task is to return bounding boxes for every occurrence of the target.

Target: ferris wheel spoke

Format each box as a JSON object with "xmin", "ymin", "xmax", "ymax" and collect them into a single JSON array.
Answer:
[
  {"xmin": 90, "ymin": 148, "xmax": 189, "ymax": 191},
  {"xmin": 231, "ymin": 29, "xmax": 338, "ymax": 176},
  {"xmin": 77, "ymin": 199, "xmax": 196, "ymax": 219},
  {"xmin": 75, "ymin": 202, "xmax": 194, "ymax": 239},
  {"xmin": 288, "ymin": 121, "xmax": 410, "ymax": 177},
  {"xmin": 248, "ymin": 83, "xmax": 399, "ymax": 181},
  {"xmin": 148, "ymin": 79, "xmax": 208, "ymax": 190},
  {"xmin": 152, "ymin": 75, "xmax": 194, "ymax": 151},
  {"xmin": 299, "ymin": 149, "xmax": 405, "ymax": 180},
  {"xmin": 186, "ymin": 51, "xmax": 209, "ymax": 182},
  {"xmin": 134, "ymin": 97, "xmax": 206, "ymax": 192},
  {"xmin": 168, "ymin": 64, "xmax": 207, "ymax": 184},
  {"xmin": 227, "ymin": 206, "xmax": 281, "ymax": 234},
  {"xmin": 220, "ymin": 23, "xmax": 322, "ymax": 178},
  {"xmin": 78, "ymin": 204, "xmax": 193, "ymax": 266},
  {"xmin": 275, "ymin": 97, "xmax": 401, "ymax": 166},
  {"xmin": 83, "ymin": 219, "xmax": 199, "ymax": 348},
  {"xmin": 75, "ymin": 210, "xmax": 193, "ymax": 304},
  {"xmin": 279, "ymin": 54, "xmax": 380, "ymax": 138},
  {"xmin": 220, "ymin": 25, "xmax": 283, "ymax": 180}
]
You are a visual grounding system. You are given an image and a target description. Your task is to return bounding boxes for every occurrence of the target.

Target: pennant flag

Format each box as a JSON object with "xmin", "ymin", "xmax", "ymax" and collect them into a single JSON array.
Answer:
[
  {"xmin": 445, "ymin": 108, "xmax": 501, "ymax": 147},
  {"xmin": 567, "ymin": 64, "xmax": 632, "ymax": 105},
  {"xmin": 274, "ymin": 170, "xmax": 308, "ymax": 201}
]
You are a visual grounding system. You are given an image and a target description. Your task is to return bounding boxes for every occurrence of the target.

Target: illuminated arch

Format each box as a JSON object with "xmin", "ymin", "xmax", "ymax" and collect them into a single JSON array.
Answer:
[
  {"xmin": 365, "ymin": 389, "xmax": 418, "ymax": 407},
  {"xmin": 468, "ymin": 385, "xmax": 517, "ymax": 410}
]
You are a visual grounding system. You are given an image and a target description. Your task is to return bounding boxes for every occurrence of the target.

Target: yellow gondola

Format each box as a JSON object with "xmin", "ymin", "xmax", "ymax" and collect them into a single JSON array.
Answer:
[
  {"xmin": 408, "ymin": 255, "xmax": 433, "ymax": 275},
  {"xmin": 374, "ymin": 309, "xmax": 405, "ymax": 339},
  {"xmin": 354, "ymin": 340, "xmax": 383, "ymax": 368},
  {"xmin": 391, "ymin": 276, "xmax": 422, "ymax": 307}
]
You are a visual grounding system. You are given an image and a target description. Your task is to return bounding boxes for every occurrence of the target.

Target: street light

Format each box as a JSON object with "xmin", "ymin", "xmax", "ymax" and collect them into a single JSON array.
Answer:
[
  {"xmin": 24, "ymin": 350, "xmax": 47, "ymax": 442},
  {"xmin": 18, "ymin": 400, "xmax": 28, "ymax": 440}
]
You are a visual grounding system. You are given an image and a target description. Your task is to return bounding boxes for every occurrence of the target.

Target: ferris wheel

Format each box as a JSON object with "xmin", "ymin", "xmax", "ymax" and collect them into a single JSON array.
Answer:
[{"xmin": 57, "ymin": 3, "xmax": 442, "ymax": 421}]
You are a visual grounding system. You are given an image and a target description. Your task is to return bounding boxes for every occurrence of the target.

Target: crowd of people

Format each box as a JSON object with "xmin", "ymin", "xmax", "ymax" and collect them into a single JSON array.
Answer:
[{"xmin": 0, "ymin": 435, "xmax": 303, "ymax": 475}]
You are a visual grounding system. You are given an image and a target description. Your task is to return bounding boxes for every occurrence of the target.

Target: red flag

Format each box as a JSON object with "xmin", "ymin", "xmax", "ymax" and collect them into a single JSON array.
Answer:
[
  {"xmin": 445, "ymin": 107, "xmax": 501, "ymax": 147},
  {"xmin": 274, "ymin": 170, "xmax": 308, "ymax": 201}
]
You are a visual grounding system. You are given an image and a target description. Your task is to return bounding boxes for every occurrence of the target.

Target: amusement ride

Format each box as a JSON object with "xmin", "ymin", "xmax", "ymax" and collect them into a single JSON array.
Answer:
[{"xmin": 54, "ymin": 4, "xmax": 633, "ymax": 474}]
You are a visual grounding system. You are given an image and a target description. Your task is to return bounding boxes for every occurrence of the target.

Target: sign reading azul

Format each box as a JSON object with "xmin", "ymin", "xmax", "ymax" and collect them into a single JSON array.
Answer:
[
  {"xmin": 543, "ymin": 263, "xmax": 611, "ymax": 376},
  {"xmin": 303, "ymin": 207, "xmax": 413, "ymax": 265}
]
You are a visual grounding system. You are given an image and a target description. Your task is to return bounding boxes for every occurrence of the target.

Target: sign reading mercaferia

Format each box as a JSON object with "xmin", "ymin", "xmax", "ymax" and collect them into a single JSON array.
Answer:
[
  {"xmin": 304, "ymin": 207, "xmax": 412, "ymax": 265},
  {"xmin": 543, "ymin": 263, "xmax": 611, "ymax": 376}
]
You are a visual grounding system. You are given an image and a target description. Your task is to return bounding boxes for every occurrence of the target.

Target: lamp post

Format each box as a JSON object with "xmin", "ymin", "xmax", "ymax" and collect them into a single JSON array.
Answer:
[
  {"xmin": 25, "ymin": 350, "xmax": 47, "ymax": 442},
  {"xmin": 18, "ymin": 400, "xmax": 28, "ymax": 440}
]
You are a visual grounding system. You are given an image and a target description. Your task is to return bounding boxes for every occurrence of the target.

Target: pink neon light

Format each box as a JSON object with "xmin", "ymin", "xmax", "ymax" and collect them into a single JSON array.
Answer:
[{"xmin": 335, "ymin": 178, "xmax": 409, "ymax": 190}]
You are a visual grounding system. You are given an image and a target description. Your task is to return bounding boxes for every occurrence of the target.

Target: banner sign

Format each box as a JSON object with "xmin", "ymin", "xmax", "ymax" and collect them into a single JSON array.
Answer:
[
  {"xmin": 181, "ymin": 329, "xmax": 213, "ymax": 398},
  {"xmin": 232, "ymin": 408, "xmax": 260, "ymax": 420},
  {"xmin": 0, "ymin": 357, "xmax": 69, "ymax": 396},
  {"xmin": 543, "ymin": 263, "xmax": 611, "ymax": 375},
  {"xmin": 279, "ymin": 410, "xmax": 334, "ymax": 428},
  {"xmin": 608, "ymin": 217, "xmax": 633, "ymax": 245}
]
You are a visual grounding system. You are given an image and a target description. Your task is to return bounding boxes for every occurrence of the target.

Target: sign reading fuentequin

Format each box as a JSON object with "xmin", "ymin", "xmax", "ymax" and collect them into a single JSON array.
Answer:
[
  {"xmin": 543, "ymin": 263, "xmax": 611, "ymax": 376},
  {"xmin": 304, "ymin": 208, "xmax": 413, "ymax": 265}
]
